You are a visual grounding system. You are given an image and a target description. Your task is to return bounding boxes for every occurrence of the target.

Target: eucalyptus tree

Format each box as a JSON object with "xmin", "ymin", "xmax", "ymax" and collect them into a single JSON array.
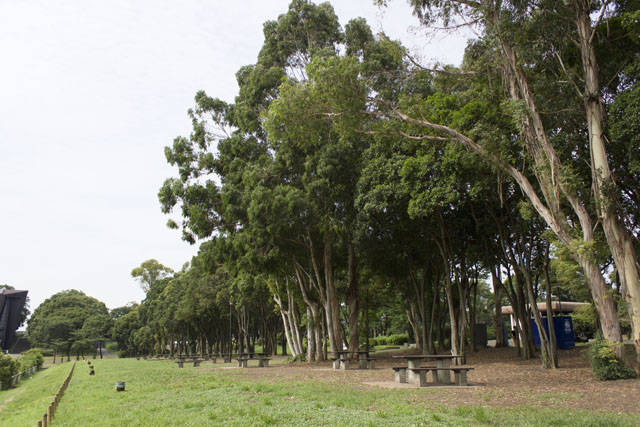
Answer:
[
  {"xmin": 366, "ymin": 0, "xmax": 640, "ymax": 359},
  {"xmin": 81, "ymin": 313, "xmax": 112, "ymax": 359},
  {"xmin": 159, "ymin": 0, "xmax": 348, "ymax": 357},
  {"xmin": 131, "ymin": 259, "xmax": 174, "ymax": 294},
  {"xmin": 356, "ymin": 128, "xmax": 447, "ymax": 355},
  {"xmin": 111, "ymin": 304, "xmax": 140, "ymax": 356}
]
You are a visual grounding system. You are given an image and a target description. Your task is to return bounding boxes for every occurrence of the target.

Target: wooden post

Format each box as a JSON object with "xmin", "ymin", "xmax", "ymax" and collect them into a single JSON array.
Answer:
[{"xmin": 42, "ymin": 413, "xmax": 47, "ymax": 427}]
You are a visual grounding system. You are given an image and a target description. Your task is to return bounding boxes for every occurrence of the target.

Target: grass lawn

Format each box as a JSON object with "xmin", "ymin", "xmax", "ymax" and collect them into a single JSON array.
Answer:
[
  {"xmin": 6, "ymin": 358, "xmax": 626, "ymax": 426},
  {"xmin": 0, "ymin": 361, "xmax": 73, "ymax": 426}
]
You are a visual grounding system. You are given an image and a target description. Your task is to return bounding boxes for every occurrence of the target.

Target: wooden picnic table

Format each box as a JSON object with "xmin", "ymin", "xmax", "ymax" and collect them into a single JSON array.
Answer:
[{"xmin": 393, "ymin": 354, "xmax": 463, "ymax": 384}]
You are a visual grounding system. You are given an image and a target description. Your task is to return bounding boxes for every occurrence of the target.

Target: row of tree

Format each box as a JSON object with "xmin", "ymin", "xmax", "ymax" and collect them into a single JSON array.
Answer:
[
  {"xmin": 26, "ymin": 1, "xmax": 638, "ymax": 372},
  {"xmin": 152, "ymin": 0, "xmax": 639, "ymax": 371}
]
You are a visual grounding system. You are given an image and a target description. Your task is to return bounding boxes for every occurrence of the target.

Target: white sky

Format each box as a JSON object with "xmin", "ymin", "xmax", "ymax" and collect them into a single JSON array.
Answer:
[{"xmin": 0, "ymin": 0, "xmax": 469, "ymax": 314}]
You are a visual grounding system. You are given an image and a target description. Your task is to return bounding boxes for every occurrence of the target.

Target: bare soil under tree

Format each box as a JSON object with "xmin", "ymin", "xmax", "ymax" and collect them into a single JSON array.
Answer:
[{"xmin": 229, "ymin": 346, "xmax": 639, "ymax": 414}]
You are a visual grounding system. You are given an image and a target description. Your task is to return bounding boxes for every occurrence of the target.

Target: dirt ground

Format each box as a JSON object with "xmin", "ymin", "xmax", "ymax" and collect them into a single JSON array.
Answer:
[{"xmin": 223, "ymin": 346, "xmax": 640, "ymax": 414}]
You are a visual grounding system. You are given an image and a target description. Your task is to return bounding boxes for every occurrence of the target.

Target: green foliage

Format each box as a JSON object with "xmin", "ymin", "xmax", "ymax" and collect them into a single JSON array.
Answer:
[
  {"xmin": 111, "ymin": 306, "xmax": 140, "ymax": 355},
  {"xmin": 588, "ymin": 334, "xmax": 636, "ymax": 381},
  {"xmin": 131, "ymin": 259, "xmax": 174, "ymax": 293},
  {"xmin": 370, "ymin": 333, "xmax": 409, "ymax": 346},
  {"xmin": 571, "ymin": 304, "xmax": 597, "ymax": 342},
  {"xmin": 26, "ymin": 290, "xmax": 109, "ymax": 359},
  {"xmin": 0, "ymin": 353, "xmax": 19, "ymax": 390},
  {"xmin": 18, "ymin": 348, "xmax": 44, "ymax": 371}
]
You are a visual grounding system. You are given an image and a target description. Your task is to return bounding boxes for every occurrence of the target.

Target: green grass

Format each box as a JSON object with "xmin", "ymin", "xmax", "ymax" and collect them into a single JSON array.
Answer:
[
  {"xmin": 0, "ymin": 361, "xmax": 73, "ymax": 426},
  {"xmin": 3, "ymin": 358, "xmax": 638, "ymax": 426}
]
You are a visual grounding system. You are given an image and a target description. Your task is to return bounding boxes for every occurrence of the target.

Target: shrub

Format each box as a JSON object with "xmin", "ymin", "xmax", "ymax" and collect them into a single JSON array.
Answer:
[
  {"xmin": 106, "ymin": 342, "xmax": 119, "ymax": 353},
  {"xmin": 19, "ymin": 348, "xmax": 44, "ymax": 370},
  {"xmin": 589, "ymin": 335, "xmax": 636, "ymax": 380},
  {"xmin": 572, "ymin": 304, "xmax": 597, "ymax": 342},
  {"xmin": 371, "ymin": 333, "xmax": 409, "ymax": 347},
  {"xmin": 0, "ymin": 354, "xmax": 19, "ymax": 390},
  {"xmin": 117, "ymin": 350, "xmax": 129, "ymax": 358},
  {"xmin": 39, "ymin": 348, "xmax": 54, "ymax": 357}
]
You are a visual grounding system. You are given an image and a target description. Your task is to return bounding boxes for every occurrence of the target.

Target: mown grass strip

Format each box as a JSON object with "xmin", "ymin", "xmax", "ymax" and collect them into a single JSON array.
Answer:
[
  {"xmin": 0, "ymin": 361, "xmax": 71, "ymax": 426},
  {"xmin": 48, "ymin": 359, "xmax": 637, "ymax": 427}
]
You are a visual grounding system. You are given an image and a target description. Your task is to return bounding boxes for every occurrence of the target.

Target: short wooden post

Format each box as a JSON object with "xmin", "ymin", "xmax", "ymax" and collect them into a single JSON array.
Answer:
[
  {"xmin": 37, "ymin": 421, "xmax": 42, "ymax": 427},
  {"xmin": 48, "ymin": 404, "xmax": 53, "ymax": 421},
  {"xmin": 42, "ymin": 413, "xmax": 48, "ymax": 427}
]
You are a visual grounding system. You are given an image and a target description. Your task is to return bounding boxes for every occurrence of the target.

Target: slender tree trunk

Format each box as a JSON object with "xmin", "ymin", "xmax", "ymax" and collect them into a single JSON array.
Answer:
[
  {"xmin": 325, "ymin": 238, "xmax": 343, "ymax": 352},
  {"xmin": 492, "ymin": 268, "xmax": 506, "ymax": 348},
  {"xmin": 544, "ymin": 245, "xmax": 558, "ymax": 367},
  {"xmin": 407, "ymin": 301, "xmax": 422, "ymax": 349},
  {"xmin": 523, "ymin": 268, "xmax": 553, "ymax": 368},
  {"xmin": 346, "ymin": 242, "xmax": 361, "ymax": 353},
  {"xmin": 428, "ymin": 277, "xmax": 439, "ymax": 354},
  {"xmin": 307, "ymin": 307, "xmax": 316, "ymax": 361}
]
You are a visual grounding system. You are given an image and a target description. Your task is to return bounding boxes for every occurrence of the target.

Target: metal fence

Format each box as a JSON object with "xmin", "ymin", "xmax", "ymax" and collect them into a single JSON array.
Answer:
[{"xmin": 3, "ymin": 365, "xmax": 38, "ymax": 389}]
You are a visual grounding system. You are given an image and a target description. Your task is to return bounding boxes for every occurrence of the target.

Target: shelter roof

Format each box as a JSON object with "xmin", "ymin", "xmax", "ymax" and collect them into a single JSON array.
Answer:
[{"xmin": 500, "ymin": 301, "xmax": 588, "ymax": 315}]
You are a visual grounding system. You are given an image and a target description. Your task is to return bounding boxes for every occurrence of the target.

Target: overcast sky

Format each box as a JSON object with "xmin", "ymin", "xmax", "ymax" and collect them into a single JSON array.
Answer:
[{"xmin": 0, "ymin": 0, "xmax": 469, "ymax": 314}]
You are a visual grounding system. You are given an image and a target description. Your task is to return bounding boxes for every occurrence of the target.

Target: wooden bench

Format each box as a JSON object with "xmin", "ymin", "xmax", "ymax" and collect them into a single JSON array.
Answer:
[
  {"xmin": 236, "ymin": 358, "xmax": 249, "ymax": 368},
  {"xmin": 175, "ymin": 359, "xmax": 186, "ymax": 368},
  {"xmin": 408, "ymin": 366, "xmax": 474, "ymax": 386}
]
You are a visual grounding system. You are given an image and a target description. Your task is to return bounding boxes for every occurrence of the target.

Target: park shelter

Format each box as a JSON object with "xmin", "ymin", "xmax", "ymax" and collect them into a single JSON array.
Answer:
[{"xmin": 500, "ymin": 302, "xmax": 588, "ymax": 348}]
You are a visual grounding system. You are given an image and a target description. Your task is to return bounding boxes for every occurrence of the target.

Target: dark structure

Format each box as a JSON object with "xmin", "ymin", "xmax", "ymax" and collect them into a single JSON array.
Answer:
[{"xmin": 0, "ymin": 289, "xmax": 28, "ymax": 352}]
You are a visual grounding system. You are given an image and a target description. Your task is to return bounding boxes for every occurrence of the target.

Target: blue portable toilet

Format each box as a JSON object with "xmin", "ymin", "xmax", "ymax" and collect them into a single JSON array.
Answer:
[{"xmin": 530, "ymin": 316, "xmax": 575, "ymax": 349}]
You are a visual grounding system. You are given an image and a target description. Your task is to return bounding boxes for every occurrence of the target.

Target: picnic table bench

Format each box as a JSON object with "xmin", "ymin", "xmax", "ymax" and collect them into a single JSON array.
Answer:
[
  {"xmin": 235, "ymin": 353, "xmax": 272, "ymax": 368},
  {"xmin": 392, "ymin": 365, "xmax": 474, "ymax": 386},
  {"xmin": 175, "ymin": 357, "xmax": 204, "ymax": 368},
  {"xmin": 331, "ymin": 350, "xmax": 376, "ymax": 370}
]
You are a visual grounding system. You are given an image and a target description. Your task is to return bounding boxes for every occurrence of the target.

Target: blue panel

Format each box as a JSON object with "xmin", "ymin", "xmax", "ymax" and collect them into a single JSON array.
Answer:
[{"xmin": 530, "ymin": 316, "xmax": 575, "ymax": 350}]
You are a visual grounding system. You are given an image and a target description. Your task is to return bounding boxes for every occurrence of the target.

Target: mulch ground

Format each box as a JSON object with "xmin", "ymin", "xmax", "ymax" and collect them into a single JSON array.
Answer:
[{"xmin": 210, "ymin": 346, "xmax": 640, "ymax": 414}]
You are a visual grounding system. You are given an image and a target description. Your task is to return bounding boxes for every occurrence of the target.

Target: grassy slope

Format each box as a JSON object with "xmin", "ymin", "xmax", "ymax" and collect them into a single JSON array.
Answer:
[
  {"xmin": 11, "ymin": 358, "xmax": 638, "ymax": 427},
  {"xmin": 0, "ymin": 361, "xmax": 72, "ymax": 426}
]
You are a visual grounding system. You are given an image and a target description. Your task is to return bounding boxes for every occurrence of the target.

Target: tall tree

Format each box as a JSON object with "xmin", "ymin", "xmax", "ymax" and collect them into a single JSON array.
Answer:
[
  {"xmin": 368, "ymin": 0, "xmax": 638, "ymax": 358},
  {"xmin": 131, "ymin": 259, "xmax": 174, "ymax": 293},
  {"xmin": 27, "ymin": 290, "xmax": 109, "ymax": 360}
]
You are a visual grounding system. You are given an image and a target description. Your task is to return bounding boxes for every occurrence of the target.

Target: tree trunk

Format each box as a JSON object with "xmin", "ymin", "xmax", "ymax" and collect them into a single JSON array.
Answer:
[
  {"xmin": 492, "ymin": 267, "xmax": 506, "ymax": 348},
  {"xmin": 346, "ymin": 242, "xmax": 361, "ymax": 353},
  {"xmin": 325, "ymin": 238, "xmax": 343, "ymax": 352},
  {"xmin": 307, "ymin": 307, "xmax": 316, "ymax": 361},
  {"xmin": 407, "ymin": 301, "xmax": 422, "ymax": 349},
  {"xmin": 523, "ymin": 268, "xmax": 554, "ymax": 369},
  {"xmin": 572, "ymin": 0, "xmax": 640, "ymax": 363},
  {"xmin": 543, "ymin": 245, "xmax": 558, "ymax": 368},
  {"xmin": 428, "ymin": 277, "xmax": 439, "ymax": 354}
]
